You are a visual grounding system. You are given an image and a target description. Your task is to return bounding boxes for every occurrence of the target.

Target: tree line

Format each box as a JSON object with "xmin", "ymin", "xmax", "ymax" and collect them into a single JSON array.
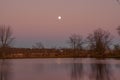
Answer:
[{"xmin": 0, "ymin": 25, "xmax": 120, "ymax": 54}]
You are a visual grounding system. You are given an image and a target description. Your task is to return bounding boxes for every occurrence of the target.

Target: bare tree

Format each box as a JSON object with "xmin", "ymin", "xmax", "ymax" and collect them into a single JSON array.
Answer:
[
  {"xmin": 87, "ymin": 28, "xmax": 112, "ymax": 54},
  {"xmin": 115, "ymin": 26, "xmax": 120, "ymax": 52},
  {"xmin": 0, "ymin": 25, "xmax": 14, "ymax": 48},
  {"xmin": 32, "ymin": 41, "xmax": 44, "ymax": 49},
  {"xmin": 117, "ymin": 26, "xmax": 120, "ymax": 36},
  {"xmin": 114, "ymin": 44, "xmax": 120, "ymax": 52},
  {"xmin": 116, "ymin": 0, "xmax": 120, "ymax": 4},
  {"xmin": 68, "ymin": 34, "xmax": 84, "ymax": 50}
]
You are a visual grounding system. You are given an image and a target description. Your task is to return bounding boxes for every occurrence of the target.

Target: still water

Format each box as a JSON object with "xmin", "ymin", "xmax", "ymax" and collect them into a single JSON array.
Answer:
[{"xmin": 0, "ymin": 58, "xmax": 120, "ymax": 80}]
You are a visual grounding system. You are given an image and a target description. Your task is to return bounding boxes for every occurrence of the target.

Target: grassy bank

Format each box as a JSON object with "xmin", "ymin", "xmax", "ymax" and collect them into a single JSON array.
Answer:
[
  {"xmin": 0, "ymin": 52, "xmax": 120, "ymax": 59},
  {"xmin": 0, "ymin": 48, "xmax": 120, "ymax": 59}
]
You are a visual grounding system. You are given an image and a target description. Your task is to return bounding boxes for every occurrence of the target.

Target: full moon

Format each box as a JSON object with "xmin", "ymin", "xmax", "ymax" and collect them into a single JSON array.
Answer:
[{"xmin": 58, "ymin": 16, "xmax": 61, "ymax": 20}]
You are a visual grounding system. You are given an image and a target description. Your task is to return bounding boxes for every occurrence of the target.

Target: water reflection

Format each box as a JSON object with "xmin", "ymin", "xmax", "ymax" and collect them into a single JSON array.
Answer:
[
  {"xmin": 70, "ymin": 59, "xmax": 119, "ymax": 80},
  {"xmin": 0, "ymin": 59, "xmax": 12, "ymax": 80},
  {"xmin": 91, "ymin": 62, "xmax": 111, "ymax": 80},
  {"xmin": 0, "ymin": 59, "xmax": 120, "ymax": 80},
  {"xmin": 71, "ymin": 63, "xmax": 83, "ymax": 80}
]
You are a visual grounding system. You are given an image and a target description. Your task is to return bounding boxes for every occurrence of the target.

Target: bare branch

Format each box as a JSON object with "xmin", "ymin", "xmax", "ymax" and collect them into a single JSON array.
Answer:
[
  {"xmin": 68, "ymin": 34, "xmax": 84, "ymax": 50},
  {"xmin": 87, "ymin": 28, "xmax": 112, "ymax": 53},
  {"xmin": 32, "ymin": 41, "xmax": 44, "ymax": 49},
  {"xmin": 117, "ymin": 26, "xmax": 120, "ymax": 36},
  {"xmin": 0, "ymin": 25, "xmax": 15, "ymax": 48}
]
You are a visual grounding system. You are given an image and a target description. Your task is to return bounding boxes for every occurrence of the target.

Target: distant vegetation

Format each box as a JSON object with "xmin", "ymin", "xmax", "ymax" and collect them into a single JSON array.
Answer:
[
  {"xmin": 0, "ymin": 25, "xmax": 14, "ymax": 48},
  {"xmin": 0, "ymin": 24, "xmax": 120, "ymax": 58},
  {"xmin": 0, "ymin": 25, "xmax": 15, "ymax": 58}
]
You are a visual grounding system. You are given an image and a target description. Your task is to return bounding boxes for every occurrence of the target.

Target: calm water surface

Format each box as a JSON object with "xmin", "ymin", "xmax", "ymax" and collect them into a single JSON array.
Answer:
[{"xmin": 0, "ymin": 58, "xmax": 120, "ymax": 80}]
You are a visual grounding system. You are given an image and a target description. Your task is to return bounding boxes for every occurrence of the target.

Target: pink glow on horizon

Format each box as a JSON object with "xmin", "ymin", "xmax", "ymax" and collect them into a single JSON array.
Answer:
[{"xmin": 0, "ymin": 0, "xmax": 120, "ymax": 47}]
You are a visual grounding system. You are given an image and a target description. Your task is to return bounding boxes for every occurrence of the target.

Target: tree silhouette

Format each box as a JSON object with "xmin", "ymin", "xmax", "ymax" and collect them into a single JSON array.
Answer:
[
  {"xmin": 32, "ymin": 41, "xmax": 44, "ymax": 49},
  {"xmin": 0, "ymin": 25, "xmax": 14, "ymax": 48},
  {"xmin": 87, "ymin": 28, "xmax": 112, "ymax": 54},
  {"xmin": 117, "ymin": 26, "xmax": 120, "ymax": 36},
  {"xmin": 68, "ymin": 34, "xmax": 84, "ymax": 50},
  {"xmin": 116, "ymin": 0, "xmax": 120, "ymax": 4}
]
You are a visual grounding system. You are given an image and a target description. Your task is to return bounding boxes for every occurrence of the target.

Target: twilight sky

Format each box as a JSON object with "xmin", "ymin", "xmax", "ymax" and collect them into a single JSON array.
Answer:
[{"xmin": 0, "ymin": 0, "xmax": 120, "ymax": 48}]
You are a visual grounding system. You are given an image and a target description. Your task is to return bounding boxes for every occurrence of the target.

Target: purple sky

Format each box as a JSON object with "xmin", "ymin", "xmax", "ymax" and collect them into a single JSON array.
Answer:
[{"xmin": 0, "ymin": 0, "xmax": 120, "ymax": 48}]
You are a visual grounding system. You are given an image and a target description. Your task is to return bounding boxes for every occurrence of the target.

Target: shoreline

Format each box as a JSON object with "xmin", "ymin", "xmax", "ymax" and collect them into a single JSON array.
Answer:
[
  {"xmin": 0, "ymin": 48, "xmax": 120, "ymax": 59},
  {"xmin": 0, "ymin": 54, "xmax": 120, "ymax": 59}
]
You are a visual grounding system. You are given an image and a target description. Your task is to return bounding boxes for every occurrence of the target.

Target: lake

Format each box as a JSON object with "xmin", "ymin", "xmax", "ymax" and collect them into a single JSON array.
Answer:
[{"xmin": 0, "ymin": 58, "xmax": 120, "ymax": 80}]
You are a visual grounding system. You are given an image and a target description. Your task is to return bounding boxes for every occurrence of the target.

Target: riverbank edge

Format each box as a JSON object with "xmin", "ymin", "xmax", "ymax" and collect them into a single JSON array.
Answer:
[{"xmin": 0, "ymin": 55, "xmax": 120, "ymax": 59}]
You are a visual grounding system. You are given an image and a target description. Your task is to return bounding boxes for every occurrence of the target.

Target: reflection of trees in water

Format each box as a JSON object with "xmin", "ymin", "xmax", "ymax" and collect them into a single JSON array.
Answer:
[
  {"xmin": 70, "ymin": 60, "xmax": 114, "ymax": 80},
  {"xmin": 0, "ymin": 59, "xmax": 12, "ymax": 80},
  {"xmin": 115, "ymin": 64, "xmax": 120, "ymax": 68},
  {"xmin": 91, "ymin": 63, "xmax": 112, "ymax": 80},
  {"xmin": 70, "ymin": 62, "xmax": 83, "ymax": 80}
]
